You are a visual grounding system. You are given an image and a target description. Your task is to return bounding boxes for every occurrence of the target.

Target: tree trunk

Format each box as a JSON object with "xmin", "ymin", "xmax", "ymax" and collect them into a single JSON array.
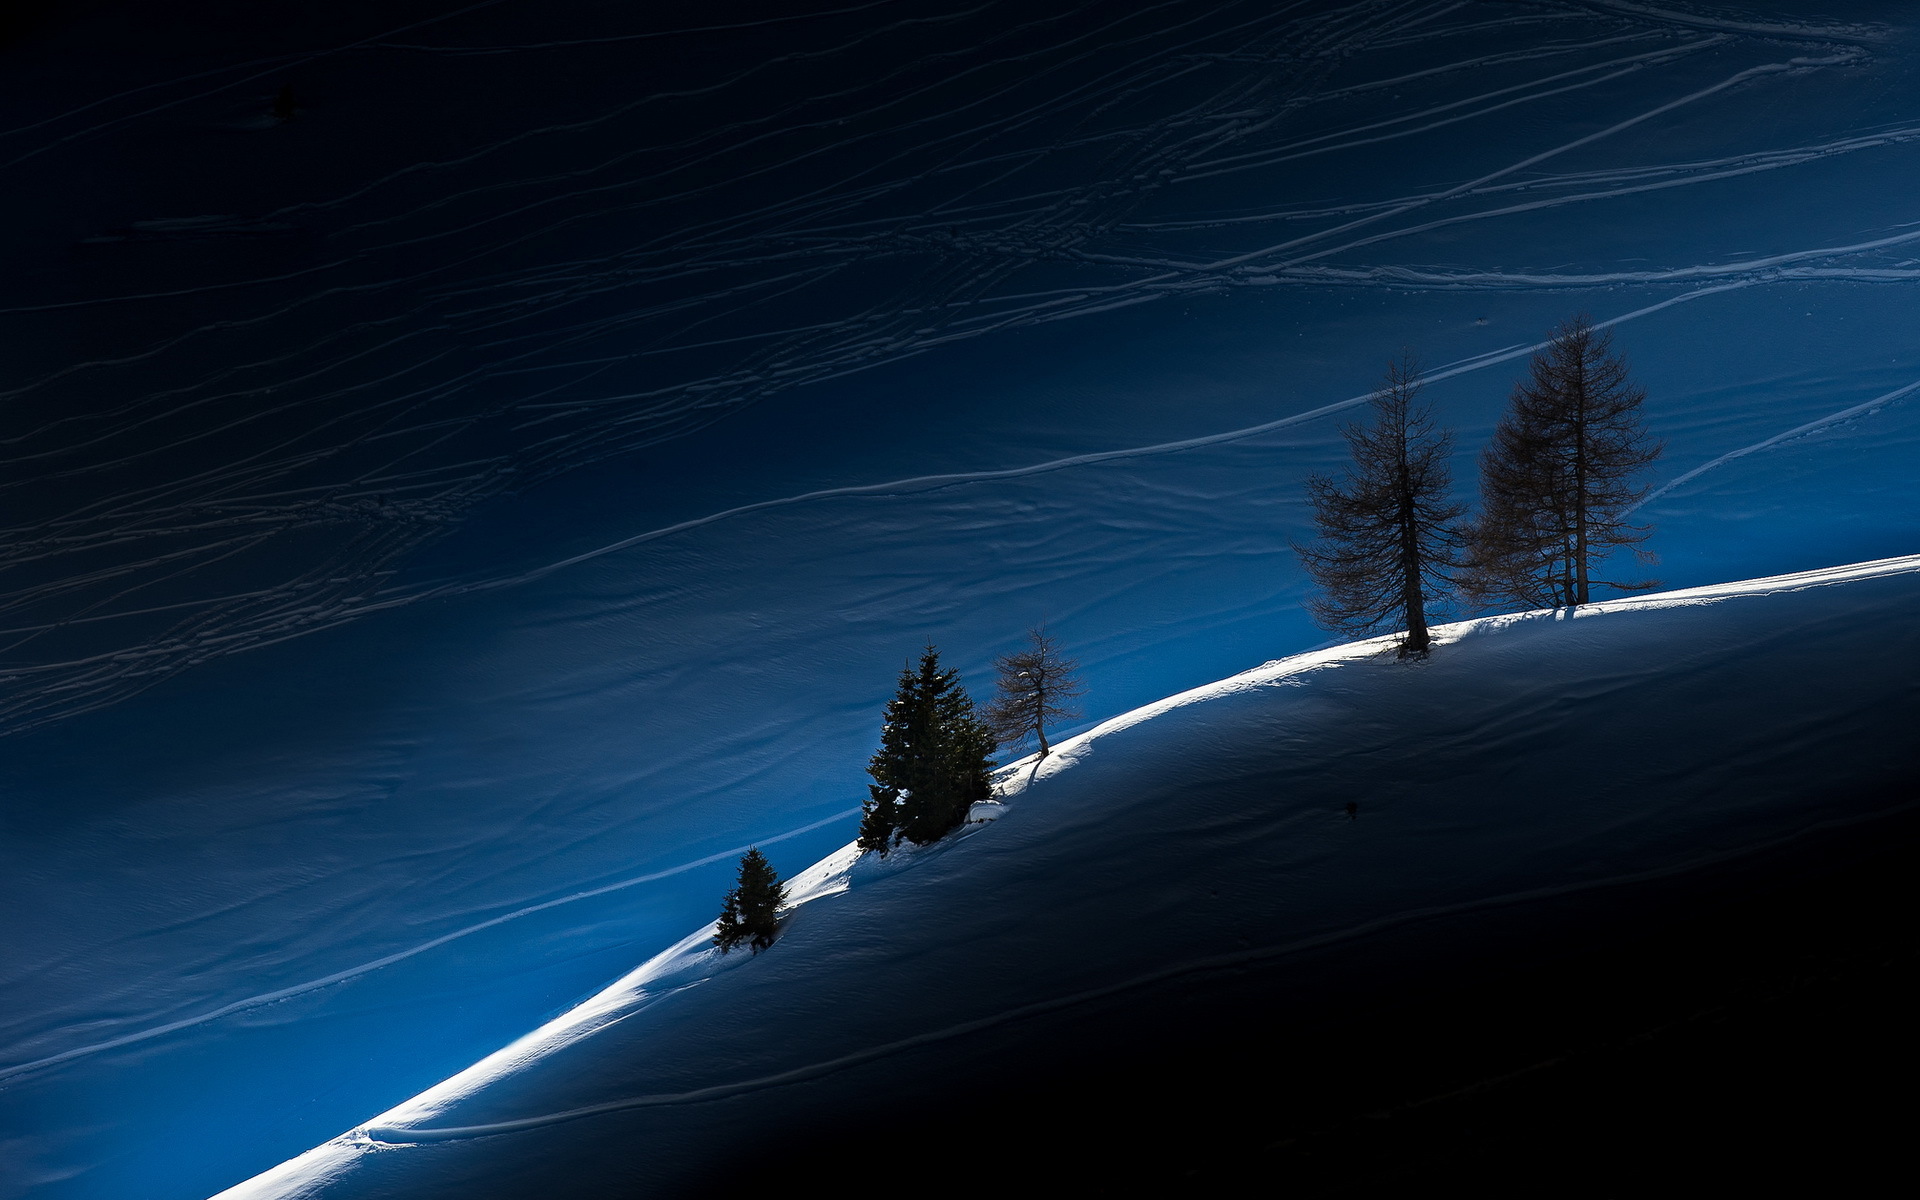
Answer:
[
  {"xmin": 1572, "ymin": 356, "xmax": 1591, "ymax": 605},
  {"xmin": 1399, "ymin": 448, "xmax": 1429, "ymax": 655},
  {"xmin": 1402, "ymin": 572, "xmax": 1429, "ymax": 654}
]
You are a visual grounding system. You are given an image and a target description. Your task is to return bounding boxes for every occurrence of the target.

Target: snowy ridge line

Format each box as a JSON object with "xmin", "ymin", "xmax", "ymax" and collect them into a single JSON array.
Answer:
[
  {"xmin": 354, "ymin": 553, "xmax": 1920, "ymax": 1147},
  {"xmin": 1633, "ymin": 377, "xmax": 1920, "ymax": 512},
  {"xmin": 1018, "ymin": 553, "xmax": 1920, "ymax": 767},
  {"xmin": 211, "ymin": 553, "xmax": 1920, "ymax": 1199},
  {"xmin": 364, "ymin": 789, "xmax": 1920, "ymax": 1145},
  {"xmin": 1525, "ymin": 551, "xmax": 1920, "ymax": 607},
  {"xmin": 0, "ymin": 807, "xmax": 859, "ymax": 1083}
]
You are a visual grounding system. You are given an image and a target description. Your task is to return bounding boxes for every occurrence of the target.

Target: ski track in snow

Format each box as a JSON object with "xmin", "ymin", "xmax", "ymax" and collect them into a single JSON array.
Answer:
[
  {"xmin": 4, "ymin": 0, "xmax": 1917, "ymax": 1084},
  {"xmin": 0, "ymin": 808, "xmax": 860, "ymax": 1083},
  {"xmin": 1634, "ymin": 376, "xmax": 1920, "ymax": 511},
  {"xmin": 393, "ymin": 278, "xmax": 1770, "ymax": 598},
  {"xmin": 1, "ymin": 0, "xmax": 1912, "ymax": 738},
  {"xmin": 3, "ymin": 8, "xmax": 1916, "ymax": 1194}
]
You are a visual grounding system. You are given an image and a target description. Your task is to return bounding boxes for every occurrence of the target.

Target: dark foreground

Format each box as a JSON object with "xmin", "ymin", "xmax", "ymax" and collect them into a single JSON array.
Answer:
[{"xmin": 718, "ymin": 801, "xmax": 1918, "ymax": 1197}]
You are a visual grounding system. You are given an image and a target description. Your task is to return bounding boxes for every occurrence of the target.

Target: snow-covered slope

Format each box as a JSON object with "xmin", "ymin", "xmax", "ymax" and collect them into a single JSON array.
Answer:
[
  {"xmin": 4, "ymin": 3, "xmax": 1919, "ymax": 1196},
  {"xmin": 220, "ymin": 555, "xmax": 1920, "ymax": 1198}
]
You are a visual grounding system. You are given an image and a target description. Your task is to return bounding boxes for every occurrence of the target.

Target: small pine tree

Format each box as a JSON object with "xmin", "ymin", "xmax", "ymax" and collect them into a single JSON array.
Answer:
[
  {"xmin": 1291, "ymin": 352, "xmax": 1465, "ymax": 657},
  {"xmin": 713, "ymin": 848, "xmax": 786, "ymax": 954},
  {"xmin": 984, "ymin": 625, "xmax": 1085, "ymax": 758},
  {"xmin": 859, "ymin": 644, "xmax": 998, "ymax": 853},
  {"xmin": 1465, "ymin": 314, "xmax": 1662, "ymax": 609}
]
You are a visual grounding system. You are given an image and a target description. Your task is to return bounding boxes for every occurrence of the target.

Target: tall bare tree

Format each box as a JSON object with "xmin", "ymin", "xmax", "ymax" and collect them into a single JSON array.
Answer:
[
  {"xmin": 1292, "ymin": 352, "xmax": 1465, "ymax": 657},
  {"xmin": 984, "ymin": 626, "xmax": 1085, "ymax": 759},
  {"xmin": 1465, "ymin": 314, "xmax": 1662, "ymax": 609}
]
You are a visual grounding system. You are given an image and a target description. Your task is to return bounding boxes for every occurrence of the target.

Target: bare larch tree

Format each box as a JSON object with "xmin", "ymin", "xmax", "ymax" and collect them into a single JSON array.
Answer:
[
  {"xmin": 984, "ymin": 626, "xmax": 1085, "ymax": 758},
  {"xmin": 1292, "ymin": 352, "xmax": 1465, "ymax": 657},
  {"xmin": 1464, "ymin": 314, "xmax": 1662, "ymax": 609}
]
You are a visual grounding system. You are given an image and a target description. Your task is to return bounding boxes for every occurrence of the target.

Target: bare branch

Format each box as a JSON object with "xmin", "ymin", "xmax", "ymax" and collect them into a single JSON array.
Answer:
[
  {"xmin": 984, "ymin": 625, "xmax": 1085, "ymax": 757},
  {"xmin": 1292, "ymin": 351, "xmax": 1465, "ymax": 656}
]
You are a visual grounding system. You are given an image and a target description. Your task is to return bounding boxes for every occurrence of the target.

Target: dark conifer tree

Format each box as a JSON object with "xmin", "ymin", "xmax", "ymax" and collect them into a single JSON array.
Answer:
[
  {"xmin": 1465, "ymin": 314, "xmax": 1662, "ymax": 608},
  {"xmin": 859, "ymin": 645, "xmax": 997, "ymax": 852},
  {"xmin": 984, "ymin": 625, "xmax": 1085, "ymax": 759},
  {"xmin": 901, "ymin": 664, "xmax": 995, "ymax": 844},
  {"xmin": 713, "ymin": 847, "xmax": 786, "ymax": 954},
  {"xmin": 1292, "ymin": 352, "xmax": 1465, "ymax": 657},
  {"xmin": 856, "ymin": 657, "xmax": 918, "ymax": 855}
]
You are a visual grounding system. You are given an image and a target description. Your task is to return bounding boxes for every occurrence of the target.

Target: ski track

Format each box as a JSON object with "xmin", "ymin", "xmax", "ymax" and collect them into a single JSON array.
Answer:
[
  {"xmin": 0, "ymin": 807, "xmax": 861, "ymax": 1083},
  {"xmin": 1632, "ymin": 376, "xmax": 1920, "ymax": 512},
  {"xmin": 0, "ymin": 0, "xmax": 1911, "ymax": 743},
  {"xmin": 4, "ymin": 9, "xmax": 1916, "ymax": 1189}
]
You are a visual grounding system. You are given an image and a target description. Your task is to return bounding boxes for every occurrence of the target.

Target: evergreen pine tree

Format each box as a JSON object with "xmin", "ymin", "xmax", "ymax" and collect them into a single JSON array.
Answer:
[
  {"xmin": 857, "ymin": 658, "xmax": 919, "ymax": 855},
  {"xmin": 859, "ymin": 645, "xmax": 997, "ymax": 852},
  {"xmin": 713, "ymin": 847, "xmax": 786, "ymax": 954},
  {"xmin": 1291, "ymin": 352, "xmax": 1465, "ymax": 657},
  {"xmin": 984, "ymin": 625, "xmax": 1085, "ymax": 759},
  {"xmin": 902, "ymin": 653, "xmax": 996, "ymax": 844},
  {"xmin": 1465, "ymin": 314, "xmax": 1662, "ymax": 608}
]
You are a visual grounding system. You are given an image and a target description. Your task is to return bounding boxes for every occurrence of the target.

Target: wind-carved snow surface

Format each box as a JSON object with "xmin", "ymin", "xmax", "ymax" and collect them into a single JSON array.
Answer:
[
  {"xmin": 4, "ymin": 2, "xmax": 1920, "ymax": 1198},
  {"xmin": 218, "ymin": 555, "xmax": 1920, "ymax": 1198}
]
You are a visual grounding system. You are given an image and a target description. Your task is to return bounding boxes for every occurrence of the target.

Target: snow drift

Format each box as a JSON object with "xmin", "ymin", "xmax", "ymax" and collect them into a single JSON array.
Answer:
[{"xmin": 222, "ymin": 554, "xmax": 1920, "ymax": 1198}]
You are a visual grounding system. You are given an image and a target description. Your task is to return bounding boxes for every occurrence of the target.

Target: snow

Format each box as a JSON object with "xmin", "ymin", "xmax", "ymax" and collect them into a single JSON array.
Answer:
[
  {"xmin": 1, "ymin": 2, "xmax": 1917, "ymax": 1196},
  {"xmin": 216, "ymin": 553, "xmax": 1920, "ymax": 1197}
]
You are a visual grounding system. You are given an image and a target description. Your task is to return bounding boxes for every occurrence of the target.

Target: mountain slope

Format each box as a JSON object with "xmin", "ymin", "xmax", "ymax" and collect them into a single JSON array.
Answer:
[{"xmin": 223, "ymin": 554, "xmax": 1920, "ymax": 1198}]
